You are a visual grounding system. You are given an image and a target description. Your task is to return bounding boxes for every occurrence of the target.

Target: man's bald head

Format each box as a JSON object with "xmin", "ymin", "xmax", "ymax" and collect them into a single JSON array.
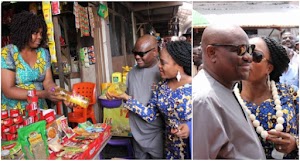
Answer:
[
  {"xmin": 135, "ymin": 34, "xmax": 157, "ymax": 50},
  {"xmin": 133, "ymin": 34, "xmax": 158, "ymax": 68},
  {"xmin": 201, "ymin": 24, "xmax": 248, "ymax": 50}
]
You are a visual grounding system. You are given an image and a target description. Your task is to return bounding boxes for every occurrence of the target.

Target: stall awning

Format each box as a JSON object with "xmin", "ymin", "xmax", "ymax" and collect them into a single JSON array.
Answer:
[
  {"xmin": 193, "ymin": 1, "xmax": 299, "ymax": 28},
  {"xmin": 193, "ymin": 11, "xmax": 299, "ymax": 28}
]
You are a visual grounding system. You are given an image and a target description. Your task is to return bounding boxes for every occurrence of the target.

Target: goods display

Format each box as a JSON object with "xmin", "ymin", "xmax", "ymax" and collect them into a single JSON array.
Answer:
[
  {"xmin": 1, "ymin": 88, "xmax": 111, "ymax": 160},
  {"xmin": 1, "ymin": 117, "xmax": 111, "ymax": 160},
  {"xmin": 17, "ymin": 121, "xmax": 49, "ymax": 159}
]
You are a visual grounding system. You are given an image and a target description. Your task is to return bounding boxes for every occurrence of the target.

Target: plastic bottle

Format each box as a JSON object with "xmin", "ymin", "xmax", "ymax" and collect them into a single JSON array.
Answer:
[
  {"xmin": 112, "ymin": 72, "xmax": 122, "ymax": 83},
  {"xmin": 51, "ymin": 87, "xmax": 90, "ymax": 108},
  {"xmin": 107, "ymin": 82, "xmax": 127, "ymax": 96},
  {"xmin": 122, "ymin": 66, "xmax": 132, "ymax": 84}
]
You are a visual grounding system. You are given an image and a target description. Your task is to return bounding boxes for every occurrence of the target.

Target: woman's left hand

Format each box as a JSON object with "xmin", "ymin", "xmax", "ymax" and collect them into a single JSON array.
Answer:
[
  {"xmin": 267, "ymin": 130, "xmax": 297, "ymax": 154},
  {"xmin": 171, "ymin": 123, "xmax": 190, "ymax": 139},
  {"xmin": 63, "ymin": 100, "xmax": 76, "ymax": 109}
]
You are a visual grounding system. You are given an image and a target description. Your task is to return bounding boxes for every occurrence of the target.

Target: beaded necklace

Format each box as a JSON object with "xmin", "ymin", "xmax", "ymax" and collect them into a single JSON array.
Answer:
[{"xmin": 233, "ymin": 80, "xmax": 284, "ymax": 140}]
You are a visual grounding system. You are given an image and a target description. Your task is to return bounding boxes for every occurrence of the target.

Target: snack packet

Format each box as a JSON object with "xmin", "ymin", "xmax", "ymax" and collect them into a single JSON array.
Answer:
[{"xmin": 17, "ymin": 121, "xmax": 49, "ymax": 159}]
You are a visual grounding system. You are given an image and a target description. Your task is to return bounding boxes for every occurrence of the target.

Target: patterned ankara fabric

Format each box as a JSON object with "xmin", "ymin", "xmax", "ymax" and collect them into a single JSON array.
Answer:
[
  {"xmin": 244, "ymin": 82, "xmax": 299, "ymax": 159},
  {"xmin": 124, "ymin": 80, "xmax": 192, "ymax": 159},
  {"xmin": 1, "ymin": 44, "xmax": 50, "ymax": 110}
]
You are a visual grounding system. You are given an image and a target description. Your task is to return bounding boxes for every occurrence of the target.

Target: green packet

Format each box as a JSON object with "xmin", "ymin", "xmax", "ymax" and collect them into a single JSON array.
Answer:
[
  {"xmin": 78, "ymin": 121, "xmax": 93, "ymax": 129},
  {"xmin": 17, "ymin": 120, "xmax": 49, "ymax": 160},
  {"xmin": 1, "ymin": 140, "xmax": 22, "ymax": 155}
]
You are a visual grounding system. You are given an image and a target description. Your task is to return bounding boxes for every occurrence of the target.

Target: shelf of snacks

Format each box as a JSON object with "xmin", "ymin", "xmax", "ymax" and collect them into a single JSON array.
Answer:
[{"xmin": 1, "ymin": 89, "xmax": 111, "ymax": 160}]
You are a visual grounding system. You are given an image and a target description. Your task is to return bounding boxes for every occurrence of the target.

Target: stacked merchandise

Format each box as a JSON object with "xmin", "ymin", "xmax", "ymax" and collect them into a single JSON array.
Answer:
[
  {"xmin": 1, "ymin": 89, "xmax": 43, "ymax": 159},
  {"xmin": 42, "ymin": 1, "xmax": 57, "ymax": 63},
  {"xmin": 48, "ymin": 120, "xmax": 111, "ymax": 159},
  {"xmin": 1, "ymin": 89, "xmax": 40, "ymax": 142}
]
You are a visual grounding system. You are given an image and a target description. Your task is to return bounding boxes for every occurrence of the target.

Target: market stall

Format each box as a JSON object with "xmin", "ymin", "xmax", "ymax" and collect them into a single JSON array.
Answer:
[
  {"xmin": 1, "ymin": 87, "xmax": 112, "ymax": 160},
  {"xmin": 1, "ymin": 90, "xmax": 111, "ymax": 160}
]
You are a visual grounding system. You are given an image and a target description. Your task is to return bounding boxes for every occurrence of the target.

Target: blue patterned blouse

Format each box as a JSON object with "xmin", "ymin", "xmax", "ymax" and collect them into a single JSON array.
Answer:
[
  {"xmin": 244, "ymin": 82, "xmax": 299, "ymax": 159},
  {"xmin": 124, "ymin": 80, "xmax": 192, "ymax": 159},
  {"xmin": 1, "ymin": 44, "xmax": 51, "ymax": 110}
]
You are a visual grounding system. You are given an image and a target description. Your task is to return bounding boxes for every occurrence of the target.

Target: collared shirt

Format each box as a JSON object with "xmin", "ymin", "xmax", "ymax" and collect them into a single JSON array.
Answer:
[{"xmin": 192, "ymin": 70, "xmax": 266, "ymax": 159}]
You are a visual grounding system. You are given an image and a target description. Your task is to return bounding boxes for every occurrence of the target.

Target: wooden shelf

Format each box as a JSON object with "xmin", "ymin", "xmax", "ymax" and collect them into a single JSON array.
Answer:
[
  {"xmin": 61, "ymin": 44, "xmax": 69, "ymax": 48},
  {"xmin": 53, "ymin": 72, "xmax": 80, "ymax": 79}
]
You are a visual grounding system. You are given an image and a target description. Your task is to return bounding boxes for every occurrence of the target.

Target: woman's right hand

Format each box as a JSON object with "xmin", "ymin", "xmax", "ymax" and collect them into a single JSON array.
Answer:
[
  {"xmin": 46, "ymin": 86, "xmax": 64, "ymax": 102},
  {"xmin": 267, "ymin": 130, "xmax": 297, "ymax": 154},
  {"xmin": 106, "ymin": 91, "xmax": 130, "ymax": 101}
]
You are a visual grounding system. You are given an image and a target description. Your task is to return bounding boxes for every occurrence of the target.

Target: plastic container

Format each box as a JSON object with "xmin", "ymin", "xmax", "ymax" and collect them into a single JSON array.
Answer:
[
  {"xmin": 107, "ymin": 82, "xmax": 127, "ymax": 96},
  {"xmin": 112, "ymin": 72, "xmax": 122, "ymax": 83},
  {"xmin": 98, "ymin": 97, "xmax": 122, "ymax": 108},
  {"xmin": 51, "ymin": 87, "xmax": 90, "ymax": 108},
  {"xmin": 101, "ymin": 83, "xmax": 112, "ymax": 95},
  {"xmin": 122, "ymin": 66, "xmax": 132, "ymax": 84}
]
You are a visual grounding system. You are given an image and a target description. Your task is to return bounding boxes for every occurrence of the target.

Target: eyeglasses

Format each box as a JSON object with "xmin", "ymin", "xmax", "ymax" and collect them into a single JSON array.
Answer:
[
  {"xmin": 252, "ymin": 51, "xmax": 272, "ymax": 64},
  {"xmin": 210, "ymin": 44, "xmax": 255, "ymax": 56},
  {"xmin": 132, "ymin": 48, "xmax": 155, "ymax": 57}
]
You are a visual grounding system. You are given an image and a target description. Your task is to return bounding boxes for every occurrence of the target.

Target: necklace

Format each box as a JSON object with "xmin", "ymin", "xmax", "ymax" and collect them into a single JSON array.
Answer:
[{"xmin": 233, "ymin": 80, "xmax": 284, "ymax": 140}]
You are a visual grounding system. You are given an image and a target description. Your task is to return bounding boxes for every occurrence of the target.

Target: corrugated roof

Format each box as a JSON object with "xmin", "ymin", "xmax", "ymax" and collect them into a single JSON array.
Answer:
[{"xmin": 193, "ymin": 1, "xmax": 299, "ymax": 28}]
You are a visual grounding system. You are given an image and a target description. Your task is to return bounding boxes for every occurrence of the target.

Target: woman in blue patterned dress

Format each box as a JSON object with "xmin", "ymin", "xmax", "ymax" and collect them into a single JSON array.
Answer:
[
  {"xmin": 1, "ymin": 11, "xmax": 69, "ymax": 112},
  {"xmin": 236, "ymin": 37, "xmax": 298, "ymax": 159},
  {"xmin": 107, "ymin": 41, "xmax": 192, "ymax": 159}
]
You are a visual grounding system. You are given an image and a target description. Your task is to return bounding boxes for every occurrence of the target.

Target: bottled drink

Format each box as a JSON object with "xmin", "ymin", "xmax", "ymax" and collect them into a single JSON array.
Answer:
[
  {"xmin": 107, "ymin": 82, "xmax": 127, "ymax": 96},
  {"xmin": 51, "ymin": 87, "xmax": 90, "ymax": 108}
]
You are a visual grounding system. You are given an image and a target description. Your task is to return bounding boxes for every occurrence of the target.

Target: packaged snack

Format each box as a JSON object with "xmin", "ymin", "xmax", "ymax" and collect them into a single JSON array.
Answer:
[
  {"xmin": 1, "ymin": 140, "xmax": 23, "ymax": 159},
  {"xmin": 56, "ymin": 116, "xmax": 75, "ymax": 138},
  {"xmin": 17, "ymin": 121, "xmax": 49, "ymax": 159}
]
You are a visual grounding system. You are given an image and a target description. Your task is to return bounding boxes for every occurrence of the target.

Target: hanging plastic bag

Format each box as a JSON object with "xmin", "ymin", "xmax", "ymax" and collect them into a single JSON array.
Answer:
[{"xmin": 97, "ymin": 3, "xmax": 108, "ymax": 18}]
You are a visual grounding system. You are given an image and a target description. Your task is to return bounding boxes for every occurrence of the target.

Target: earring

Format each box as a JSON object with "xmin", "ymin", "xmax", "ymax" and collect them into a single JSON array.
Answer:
[
  {"xmin": 176, "ymin": 70, "xmax": 181, "ymax": 82},
  {"xmin": 267, "ymin": 74, "xmax": 271, "ymax": 90}
]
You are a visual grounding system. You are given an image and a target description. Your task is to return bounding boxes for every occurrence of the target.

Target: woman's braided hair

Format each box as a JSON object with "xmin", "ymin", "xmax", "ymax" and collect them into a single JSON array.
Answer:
[
  {"xmin": 166, "ymin": 41, "xmax": 191, "ymax": 76},
  {"xmin": 262, "ymin": 37, "xmax": 290, "ymax": 82},
  {"xmin": 10, "ymin": 11, "xmax": 47, "ymax": 50}
]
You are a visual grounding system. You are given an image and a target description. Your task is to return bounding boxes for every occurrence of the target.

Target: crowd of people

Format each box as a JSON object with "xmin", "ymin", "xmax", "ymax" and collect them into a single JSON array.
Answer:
[{"xmin": 2, "ymin": 11, "xmax": 298, "ymax": 160}]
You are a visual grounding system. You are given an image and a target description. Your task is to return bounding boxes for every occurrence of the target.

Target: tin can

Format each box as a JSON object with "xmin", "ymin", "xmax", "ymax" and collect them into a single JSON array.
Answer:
[
  {"xmin": 10, "ymin": 109, "xmax": 20, "ymax": 118},
  {"xmin": 17, "ymin": 123, "xmax": 24, "ymax": 129},
  {"xmin": 27, "ymin": 96, "xmax": 38, "ymax": 104},
  {"xmin": 27, "ymin": 89, "xmax": 36, "ymax": 97},
  {"xmin": 23, "ymin": 116, "xmax": 32, "ymax": 126},
  {"xmin": 9, "ymin": 125, "xmax": 17, "ymax": 133},
  {"xmin": 13, "ymin": 115, "xmax": 23, "ymax": 124},
  {"xmin": 34, "ymin": 115, "xmax": 39, "ymax": 122},
  {"xmin": 6, "ymin": 133, "xmax": 16, "ymax": 141},
  {"xmin": 1, "ymin": 109, "xmax": 8, "ymax": 119},
  {"xmin": 26, "ymin": 104, "xmax": 34, "ymax": 111},
  {"xmin": 1, "ymin": 125, "xmax": 9, "ymax": 133},
  {"xmin": 28, "ymin": 110, "xmax": 37, "ymax": 117},
  {"xmin": 28, "ymin": 116, "xmax": 35, "ymax": 124},
  {"xmin": 1, "ymin": 133, "xmax": 7, "ymax": 141},
  {"xmin": 3, "ymin": 118, "xmax": 13, "ymax": 126}
]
